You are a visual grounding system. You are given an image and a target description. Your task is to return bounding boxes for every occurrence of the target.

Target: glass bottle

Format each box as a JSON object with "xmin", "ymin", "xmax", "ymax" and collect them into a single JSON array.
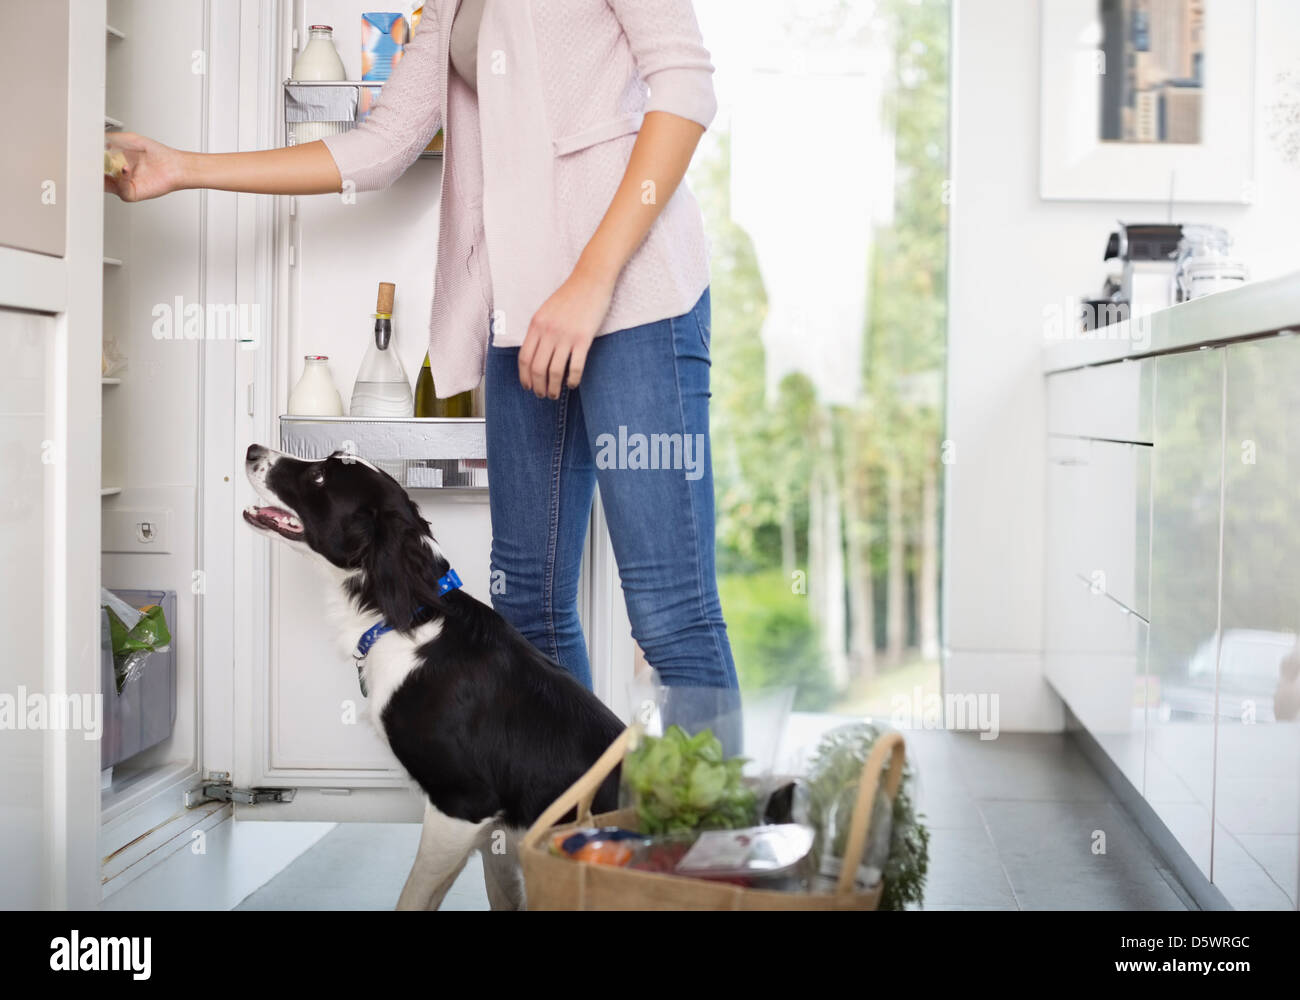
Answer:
[
  {"xmin": 414, "ymin": 352, "xmax": 474, "ymax": 417},
  {"xmin": 292, "ymin": 25, "xmax": 346, "ymax": 81},
  {"xmin": 414, "ymin": 353, "xmax": 437, "ymax": 417},
  {"xmin": 350, "ymin": 282, "xmax": 414, "ymax": 418},
  {"xmin": 287, "ymin": 355, "xmax": 344, "ymax": 416}
]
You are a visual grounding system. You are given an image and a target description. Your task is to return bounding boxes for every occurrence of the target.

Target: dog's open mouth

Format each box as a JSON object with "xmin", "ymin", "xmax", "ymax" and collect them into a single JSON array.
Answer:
[{"xmin": 243, "ymin": 504, "xmax": 304, "ymax": 540}]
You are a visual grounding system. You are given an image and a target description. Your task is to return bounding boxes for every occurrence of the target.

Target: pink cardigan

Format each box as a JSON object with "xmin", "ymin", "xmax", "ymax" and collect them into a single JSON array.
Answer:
[{"xmin": 322, "ymin": 0, "xmax": 718, "ymax": 397}]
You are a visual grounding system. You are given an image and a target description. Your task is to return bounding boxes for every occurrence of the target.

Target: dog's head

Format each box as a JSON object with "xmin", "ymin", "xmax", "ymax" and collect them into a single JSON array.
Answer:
[{"xmin": 244, "ymin": 444, "xmax": 449, "ymax": 627}]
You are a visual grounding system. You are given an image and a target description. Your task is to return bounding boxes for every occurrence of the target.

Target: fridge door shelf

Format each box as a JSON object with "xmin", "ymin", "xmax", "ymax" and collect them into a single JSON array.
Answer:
[
  {"xmin": 283, "ymin": 80, "xmax": 443, "ymax": 157},
  {"xmin": 279, "ymin": 415, "xmax": 487, "ymax": 490}
]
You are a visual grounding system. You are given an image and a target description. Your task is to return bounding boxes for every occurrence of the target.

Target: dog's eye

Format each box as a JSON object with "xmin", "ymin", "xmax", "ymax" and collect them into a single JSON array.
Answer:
[{"xmin": 312, "ymin": 470, "xmax": 326, "ymax": 486}]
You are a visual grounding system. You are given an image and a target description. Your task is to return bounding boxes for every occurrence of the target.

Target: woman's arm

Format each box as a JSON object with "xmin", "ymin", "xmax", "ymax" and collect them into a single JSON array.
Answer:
[
  {"xmin": 518, "ymin": 0, "xmax": 718, "ymax": 398},
  {"xmin": 105, "ymin": 133, "xmax": 341, "ymax": 200},
  {"xmin": 105, "ymin": 9, "xmax": 444, "ymax": 202}
]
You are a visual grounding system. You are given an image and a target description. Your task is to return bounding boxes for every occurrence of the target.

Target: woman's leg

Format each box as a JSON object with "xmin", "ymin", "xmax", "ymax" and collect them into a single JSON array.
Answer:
[
  {"xmin": 485, "ymin": 332, "xmax": 597, "ymax": 688},
  {"xmin": 575, "ymin": 288, "xmax": 739, "ymax": 697}
]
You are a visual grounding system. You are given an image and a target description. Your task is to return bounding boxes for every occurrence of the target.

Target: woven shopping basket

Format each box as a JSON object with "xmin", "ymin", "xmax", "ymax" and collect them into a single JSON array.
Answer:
[{"xmin": 519, "ymin": 724, "xmax": 906, "ymax": 910}]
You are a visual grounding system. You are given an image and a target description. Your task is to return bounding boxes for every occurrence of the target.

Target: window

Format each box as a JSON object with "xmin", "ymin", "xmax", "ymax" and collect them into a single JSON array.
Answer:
[{"xmin": 689, "ymin": 0, "xmax": 951, "ymax": 715}]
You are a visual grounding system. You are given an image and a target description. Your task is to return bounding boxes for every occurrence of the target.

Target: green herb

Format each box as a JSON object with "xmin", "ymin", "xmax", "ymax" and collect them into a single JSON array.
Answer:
[
  {"xmin": 805, "ymin": 723, "xmax": 930, "ymax": 910},
  {"xmin": 622, "ymin": 725, "xmax": 758, "ymax": 835}
]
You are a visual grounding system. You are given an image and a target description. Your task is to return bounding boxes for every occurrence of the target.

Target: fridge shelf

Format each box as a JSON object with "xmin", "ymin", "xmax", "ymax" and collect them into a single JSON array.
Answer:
[
  {"xmin": 279, "ymin": 415, "xmax": 487, "ymax": 490},
  {"xmin": 283, "ymin": 80, "xmax": 443, "ymax": 157}
]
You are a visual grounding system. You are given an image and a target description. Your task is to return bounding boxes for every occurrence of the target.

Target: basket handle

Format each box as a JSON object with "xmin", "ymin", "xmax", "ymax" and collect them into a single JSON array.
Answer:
[
  {"xmin": 521, "ymin": 724, "xmax": 641, "ymax": 851},
  {"xmin": 834, "ymin": 729, "xmax": 906, "ymax": 895}
]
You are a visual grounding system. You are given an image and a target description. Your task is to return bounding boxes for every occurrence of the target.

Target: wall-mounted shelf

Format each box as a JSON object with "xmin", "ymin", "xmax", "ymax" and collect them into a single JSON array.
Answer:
[
  {"xmin": 103, "ymin": 256, "xmax": 123, "ymax": 267},
  {"xmin": 105, "ymin": 116, "xmax": 123, "ymax": 129},
  {"xmin": 279, "ymin": 415, "xmax": 486, "ymax": 489},
  {"xmin": 100, "ymin": 486, "xmax": 123, "ymax": 497},
  {"xmin": 102, "ymin": 377, "xmax": 122, "ymax": 386},
  {"xmin": 106, "ymin": 24, "xmax": 125, "ymax": 40},
  {"xmin": 283, "ymin": 80, "xmax": 442, "ymax": 158}
]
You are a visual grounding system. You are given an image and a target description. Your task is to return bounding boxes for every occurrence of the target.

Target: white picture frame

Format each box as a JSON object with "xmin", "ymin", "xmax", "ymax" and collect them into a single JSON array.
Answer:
[{"xmin": 1040, "ymin": 0, "xmax": 1257, "ymax": 203}]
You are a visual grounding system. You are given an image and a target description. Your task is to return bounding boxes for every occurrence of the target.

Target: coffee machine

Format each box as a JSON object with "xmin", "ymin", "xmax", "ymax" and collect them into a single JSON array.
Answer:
[{"xmin": 1103, "ymin": 222, "xmax": 1184, "ymax": 317}]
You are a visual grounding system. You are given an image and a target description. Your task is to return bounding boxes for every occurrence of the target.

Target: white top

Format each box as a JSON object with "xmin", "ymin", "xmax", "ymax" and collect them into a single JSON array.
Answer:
[{"xmin": 449, "ymin": 0, "xmax": 486, "ymax": 92}]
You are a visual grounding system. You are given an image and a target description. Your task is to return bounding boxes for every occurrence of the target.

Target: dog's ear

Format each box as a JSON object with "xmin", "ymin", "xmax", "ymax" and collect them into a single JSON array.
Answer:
[
  {"xmin": 341, "ymin": 505, "xmax": 378, "ymax": 567},
  {"xmin": 358, "ymin": 504, "xmax": 444, "ymax": 630}
]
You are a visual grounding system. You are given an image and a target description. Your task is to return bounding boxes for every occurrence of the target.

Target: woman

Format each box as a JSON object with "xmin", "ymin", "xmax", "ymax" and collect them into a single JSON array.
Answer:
[{"xmin": 106, "ymin": 0, "xmax": 738, "ymax": 702}]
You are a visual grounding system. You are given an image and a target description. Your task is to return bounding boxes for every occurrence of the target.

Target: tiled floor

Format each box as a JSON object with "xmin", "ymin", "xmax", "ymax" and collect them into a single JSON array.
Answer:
[
  {"xmin": 235, "ymin": 729, "xmax": 1194, "ymax": 911},
  {"xmin": 913, "ymin": 730, "xmax": 1192, "ymax": 910},
  {"xmin": 235, "ymin": 822, "xmax": 488, "ymax": 911}
]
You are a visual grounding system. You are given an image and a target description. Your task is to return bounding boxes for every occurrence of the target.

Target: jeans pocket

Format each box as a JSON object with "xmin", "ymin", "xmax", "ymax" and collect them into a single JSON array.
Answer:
[{"xmin": 694, "ymin": 300, "xmax": 711, "ymax": 356}]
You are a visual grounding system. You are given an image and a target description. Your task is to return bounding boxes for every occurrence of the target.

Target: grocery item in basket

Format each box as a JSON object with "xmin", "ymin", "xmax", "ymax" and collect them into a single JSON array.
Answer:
[
  {"xmin": 549, "ymin": 827, "xmax": 649, "ymax": 867},
  {"xmin": 674, "ymin": 824, "xmax": 815, "ymax": 879},
  {"xmin": 805, "ymin": 722, "xmax": 927, "ymax": 905},
  {"xmin": 621, "ymin": 725, "xmax": 758, "ymax": 835}
]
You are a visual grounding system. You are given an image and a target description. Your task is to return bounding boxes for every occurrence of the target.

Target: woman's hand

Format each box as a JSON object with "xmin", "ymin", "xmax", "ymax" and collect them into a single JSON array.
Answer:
[
  {"xmin": 104, "ymin": 131, "xmax": 188, "ymax": 202},
  {"xmin": 518, "ymin": 264, "xmax": 615, "ymax": 398}
]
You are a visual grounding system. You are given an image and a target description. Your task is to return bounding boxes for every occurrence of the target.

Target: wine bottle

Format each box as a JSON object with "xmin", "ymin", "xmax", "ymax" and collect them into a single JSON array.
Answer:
[
  {"xmin": 413, "ymin": 351, "xmax": 474, "ymax": 417},
  {"xmin": 414, "ymin": 353, "xmax": 437, "ymax": 417}
]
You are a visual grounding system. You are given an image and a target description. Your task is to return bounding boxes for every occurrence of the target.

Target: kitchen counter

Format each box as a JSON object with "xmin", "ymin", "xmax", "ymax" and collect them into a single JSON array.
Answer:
[
  {"xmin": 1043, "ymin": 278, "xmax": 1300, "ymax": 910},
  {"xmin": 1042, "ymin": 270, "xmax": 1300, "ymax": 373}
]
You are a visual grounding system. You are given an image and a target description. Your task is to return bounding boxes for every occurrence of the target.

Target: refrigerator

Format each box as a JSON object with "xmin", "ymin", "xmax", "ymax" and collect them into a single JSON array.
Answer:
[{"xmin": 0, "ymin": 0, "xmax": 636, "ymax": 907}]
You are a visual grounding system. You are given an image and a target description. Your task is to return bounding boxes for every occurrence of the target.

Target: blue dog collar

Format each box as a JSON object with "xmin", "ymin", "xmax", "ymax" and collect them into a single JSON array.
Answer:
[{"xmin": 352, "ymin": 569, "xmax": 462, "ymax": 697}]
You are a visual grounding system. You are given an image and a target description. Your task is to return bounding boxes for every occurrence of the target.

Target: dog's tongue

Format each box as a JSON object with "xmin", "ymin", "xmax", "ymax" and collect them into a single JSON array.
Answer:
[{"xmin": 246, "ymin": 505, "xmax": 303, "ymax": 534}]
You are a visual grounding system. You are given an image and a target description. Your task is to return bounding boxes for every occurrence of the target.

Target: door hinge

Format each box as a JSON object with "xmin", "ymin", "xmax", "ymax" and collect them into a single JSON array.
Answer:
[{"xmin": 185, "ymin": 777, "xmax": 296, "ymax": 808}]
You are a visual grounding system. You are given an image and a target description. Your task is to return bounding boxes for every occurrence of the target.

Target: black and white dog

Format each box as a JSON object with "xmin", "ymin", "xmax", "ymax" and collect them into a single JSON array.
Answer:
[{"xmin": 243, "ymin": 444, "xmax": 624, "ymax": 910}]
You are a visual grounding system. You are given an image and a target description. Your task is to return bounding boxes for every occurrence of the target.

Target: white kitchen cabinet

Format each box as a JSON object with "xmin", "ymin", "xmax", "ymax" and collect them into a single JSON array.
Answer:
[
  {"xmin": 1045, "ymin": 359, "xmax": 1154, "ymax": 446},
  {"xmin": 1045, "ymin": 360, "xmax": 1152, "ymax": 617},
  {"xmin": 0, "ymin": 2, "xmax": 69, "ymax": 257},
  {"xmin": 0, "ymin": 310, "xmax": 56, "ymax": 908},
  {"xmin": 1213, "ymin": 336, "xmax": 1300, "ymax": 908},
  {"xmin": 1049, "ymin": 319, "xmax": 1300, "ymax": 907},
  {"xmin": 0, "ymin": 1, "xmax": 105, "ymax": 908},
  {"xmin": 1044, "ymin": 431, "xmax": 1148, "ymax": 792},
  {"xmin": 1044, "ymin": 358, "xmax": 1153, "ymax": 798},
  {"xmin": 1144, "ymin": 347, "xmax": 1225, "ymax": 881},
  {"xmin": 1077, "ymin": 440, "xmax": 1151, "ymax": 620}
]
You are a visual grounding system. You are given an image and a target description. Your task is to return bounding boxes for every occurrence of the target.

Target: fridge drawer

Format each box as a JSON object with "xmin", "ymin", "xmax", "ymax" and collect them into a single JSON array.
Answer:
[{"xmin": 100, "ymin": 589, "xmax": 177, "ymax": 770}]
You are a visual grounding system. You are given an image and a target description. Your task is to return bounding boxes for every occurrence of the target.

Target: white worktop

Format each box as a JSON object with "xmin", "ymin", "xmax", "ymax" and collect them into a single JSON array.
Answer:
[{"xmin": 1043, "ymin": 270, "xmax": 1300, "ymax": 374}]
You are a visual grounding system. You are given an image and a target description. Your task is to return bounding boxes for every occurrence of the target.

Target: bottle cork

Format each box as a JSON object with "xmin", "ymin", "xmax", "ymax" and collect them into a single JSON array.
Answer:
[{"xmin": 375, "ymin": 282, "xmax": 396, "ymax": 315}]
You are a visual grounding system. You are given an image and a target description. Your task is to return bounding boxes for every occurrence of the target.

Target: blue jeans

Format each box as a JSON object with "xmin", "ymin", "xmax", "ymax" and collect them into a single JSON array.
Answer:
[{"xmin": 484, "ymin": 288, "xmax": 738, "ymax": 698}]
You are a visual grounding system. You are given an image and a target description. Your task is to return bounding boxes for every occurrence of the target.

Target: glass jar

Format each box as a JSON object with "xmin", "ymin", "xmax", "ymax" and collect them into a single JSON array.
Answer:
[
  {"xmin": 1174, "ymin": 224, "xmax": 1246, "ymax": 302},
  {"xmin": 1181, "ymin": 257, "xmax": 1249, "ymax": 300}
]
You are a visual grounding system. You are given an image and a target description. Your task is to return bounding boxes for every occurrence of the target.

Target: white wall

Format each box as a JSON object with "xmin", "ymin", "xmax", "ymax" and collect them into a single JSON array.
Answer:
[{"xmin": 944, "ymin": 0, "xmax": 1300, "ymax": 730}]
